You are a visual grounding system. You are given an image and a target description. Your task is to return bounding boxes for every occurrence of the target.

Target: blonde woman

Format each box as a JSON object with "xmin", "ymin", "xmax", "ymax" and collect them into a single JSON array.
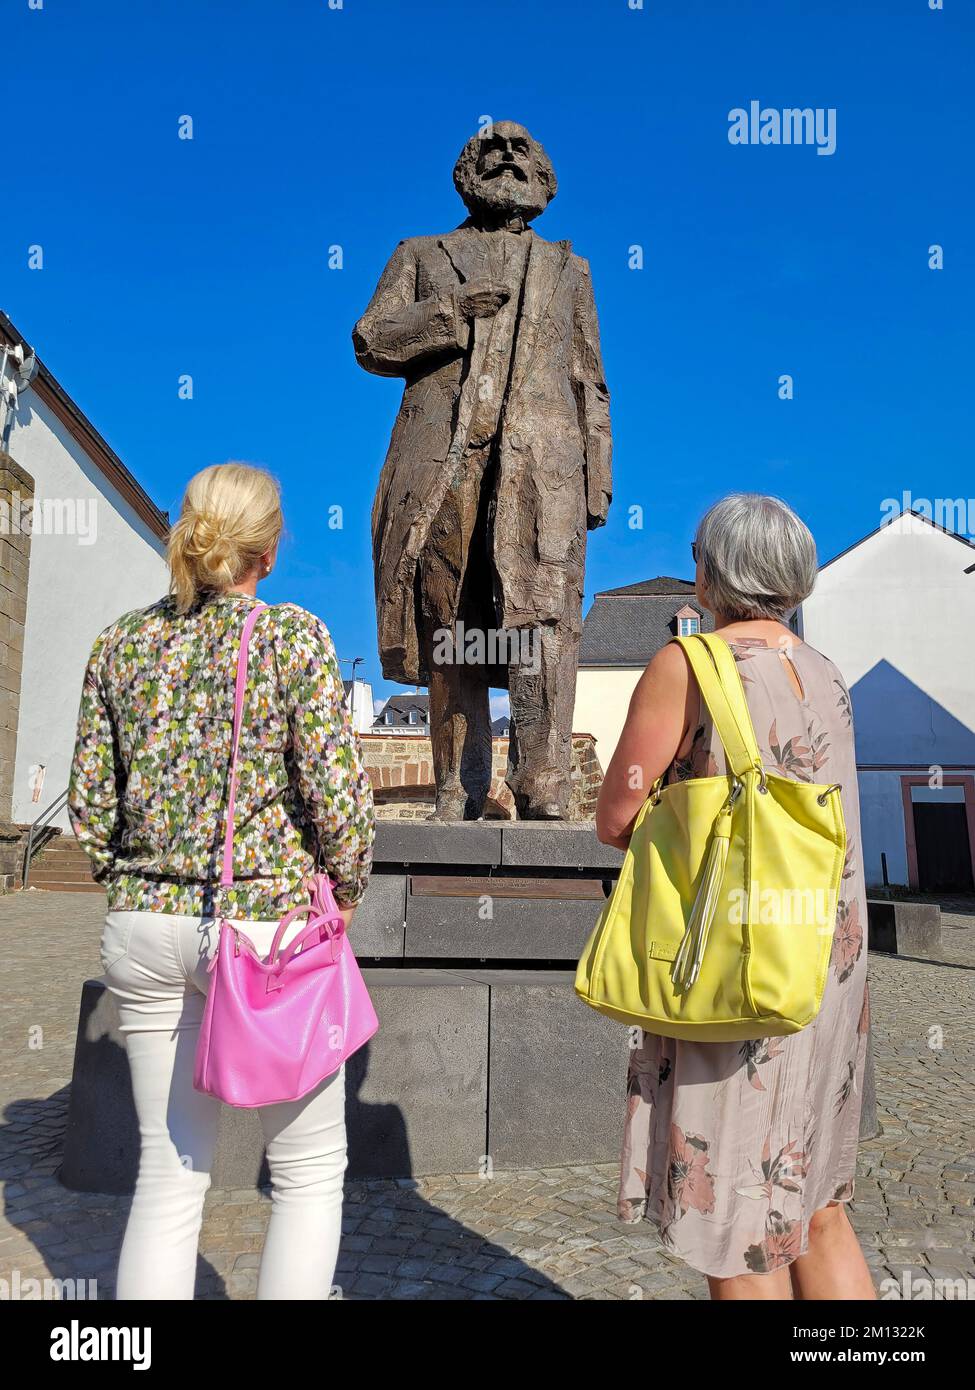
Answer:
[
  {"xmin": 68, "ymin": 463, "xmax": 375, "ymax": 1301},
  {"xmin": 597, "ymin": 494, "xmax": 874, "ymax": 1301}
]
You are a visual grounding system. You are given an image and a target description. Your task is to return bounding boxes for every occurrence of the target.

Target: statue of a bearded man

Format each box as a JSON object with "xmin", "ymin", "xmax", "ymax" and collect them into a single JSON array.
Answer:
[{"xmin": 354, "ymin": 121, "xmax": 612, "ymax": 820}]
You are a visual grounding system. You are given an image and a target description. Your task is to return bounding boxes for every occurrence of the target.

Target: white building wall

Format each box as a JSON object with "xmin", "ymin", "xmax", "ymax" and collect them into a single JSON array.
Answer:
[
  {"xmin": 799, "ymin": 513, "xmax": 975, "ymax": 887},
  {"xmin": 573, "ymin": 666, "xmax": 642, "ymax": 769},
  {"xmin": 799, "ymin": 514, "xmax": 975, "ymax": 766},
  {"xmin": 856, "ymin": 771, "xmax": 909, "ymax": 888},
  {"xmin": 10, "ymin": 393, "xmax": 168, "ymax": 827},
  {"xmin": 345, "ymin": 679, "xmax": 374, "ymax": 734}
]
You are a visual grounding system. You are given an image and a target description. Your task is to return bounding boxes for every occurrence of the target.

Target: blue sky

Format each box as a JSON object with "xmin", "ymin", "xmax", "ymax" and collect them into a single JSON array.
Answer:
[{"xmin": 4, "ymin": 0, "xmax": 972, "ymax": 704}]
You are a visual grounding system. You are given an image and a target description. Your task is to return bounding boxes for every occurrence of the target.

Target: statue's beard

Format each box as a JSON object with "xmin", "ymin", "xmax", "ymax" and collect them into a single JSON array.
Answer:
[{"xmin": 463, "ymin": 169, "xmax": 549, "ymax": 224}]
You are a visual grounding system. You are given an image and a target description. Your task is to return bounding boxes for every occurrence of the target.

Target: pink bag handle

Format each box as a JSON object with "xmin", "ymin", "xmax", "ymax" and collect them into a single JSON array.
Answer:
[
  {"xmin": 261, "ymin": 878, "xmax": 347, "ymax": 989},
  {"xmin": 266, "ymin": 875, "xmax": 345, "ymax": 966},
  {"xmin": 220, "ymin": 603, "xmax": 269, "ymax": 889}
]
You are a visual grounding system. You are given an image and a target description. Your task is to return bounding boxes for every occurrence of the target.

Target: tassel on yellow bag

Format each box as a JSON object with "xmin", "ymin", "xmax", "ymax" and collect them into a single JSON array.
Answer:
[{"xmin": 670, "ymin": 786, "xmax": 737, "ymax": 992}]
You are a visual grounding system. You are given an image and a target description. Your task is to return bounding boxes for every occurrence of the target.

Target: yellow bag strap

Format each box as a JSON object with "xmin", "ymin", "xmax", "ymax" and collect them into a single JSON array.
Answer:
[{"xmin": 674, "ymin": 633, "xmax": 764, "ymax": 780}]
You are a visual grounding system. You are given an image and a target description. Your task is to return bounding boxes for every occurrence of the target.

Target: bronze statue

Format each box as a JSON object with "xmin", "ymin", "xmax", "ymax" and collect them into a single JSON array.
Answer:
[{"xmin": 354, "ymin": 121, "xmax": 612, "ymax": 820}]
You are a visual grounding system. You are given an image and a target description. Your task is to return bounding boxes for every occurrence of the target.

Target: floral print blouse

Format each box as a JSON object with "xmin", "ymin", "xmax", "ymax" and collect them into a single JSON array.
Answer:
[{"xmin": 68, "ymin": 591, "xmax": 375, "ymax": 920}]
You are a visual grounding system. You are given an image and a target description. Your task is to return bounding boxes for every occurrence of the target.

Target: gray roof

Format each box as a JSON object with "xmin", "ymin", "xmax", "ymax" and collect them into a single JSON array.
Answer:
[
  {"xmin": 579, "ymin": 578, "xmax": 712, "ymax": 666},
  {"xmin": 597, "ymin": 576, "xmax": 697, "ymax": 597},
  {"xmin": 374, "ymin": 693, "xmax": 429, "ymax": 727}
]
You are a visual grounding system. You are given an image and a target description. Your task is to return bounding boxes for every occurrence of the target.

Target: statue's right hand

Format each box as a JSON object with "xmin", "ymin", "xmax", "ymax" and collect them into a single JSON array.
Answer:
[{"xmin": 456, "ymin": 279, "xmax": 510, "ymax": 320}]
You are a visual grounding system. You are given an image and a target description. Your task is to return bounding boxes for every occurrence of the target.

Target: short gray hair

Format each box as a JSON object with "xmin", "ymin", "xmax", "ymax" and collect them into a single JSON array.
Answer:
[{"xmin": 695, "ymin": 493, "xmax": 817, "ymax": 621}]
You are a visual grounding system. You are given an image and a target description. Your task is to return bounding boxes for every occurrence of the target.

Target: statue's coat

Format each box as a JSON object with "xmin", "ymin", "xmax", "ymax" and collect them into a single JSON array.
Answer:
[{"xmin": 353, "ymin": 225, "xmax": 612, "ymax": 687}]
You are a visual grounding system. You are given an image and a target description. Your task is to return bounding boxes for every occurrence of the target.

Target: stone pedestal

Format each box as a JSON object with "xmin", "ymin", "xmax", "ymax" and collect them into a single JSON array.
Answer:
[
  {"xmin": 59, "ymin": 969, "xmax": 628, "ymax": 1191},
  {"xmin": 867, "ymin": 899, "xmax": 942, "ymax": 960},
  {"xmin": 60, "ymin": 978, "xmax": 139, "ymax": 1193},
  {"xmin": 59, "ymin": 822, "xmax": 629, "ymax": 1191}
]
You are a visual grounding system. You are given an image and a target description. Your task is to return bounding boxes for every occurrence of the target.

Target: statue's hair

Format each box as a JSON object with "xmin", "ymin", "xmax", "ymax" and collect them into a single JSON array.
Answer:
[
  {"xmin": 167, "ymin": 462, "xmax": 282, "ymax": 613},
  {"xmin": 452, "ymin": 122, "xmax": 557, "ymax": 222}
]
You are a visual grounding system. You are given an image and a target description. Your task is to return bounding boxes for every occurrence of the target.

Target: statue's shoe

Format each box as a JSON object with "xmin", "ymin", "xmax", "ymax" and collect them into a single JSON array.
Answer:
[
  {"xmin": 426, "ymin": 798, "xmax": 483, "ymax": 821},
  {"xmin": 518, "ymin": 801, "xmax": 566, "ymax": 820}
]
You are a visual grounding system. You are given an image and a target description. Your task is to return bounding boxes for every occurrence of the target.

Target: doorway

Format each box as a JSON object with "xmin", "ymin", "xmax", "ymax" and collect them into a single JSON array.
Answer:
[{"xmin": 912, "ymin": 801, "xmax": 975, "ymax": 892}]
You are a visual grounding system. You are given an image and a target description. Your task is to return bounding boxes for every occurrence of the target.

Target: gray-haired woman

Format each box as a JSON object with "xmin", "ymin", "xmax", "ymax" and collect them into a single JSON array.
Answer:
[{"xmin": 596, "ymin": 493, "xmax": 874, "ymax": 1301}]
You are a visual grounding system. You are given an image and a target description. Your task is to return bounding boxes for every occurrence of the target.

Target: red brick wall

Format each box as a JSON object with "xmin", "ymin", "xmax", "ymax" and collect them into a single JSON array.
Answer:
[{"xmin": 361, "ymin": 733, "xmax": 604, "ymax": 821}]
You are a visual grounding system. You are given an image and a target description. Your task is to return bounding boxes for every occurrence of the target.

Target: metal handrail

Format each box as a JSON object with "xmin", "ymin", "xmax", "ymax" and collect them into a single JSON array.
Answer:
[{"xmin": 22, "ymin": 787, "xmax": 69, "ymax": 889}]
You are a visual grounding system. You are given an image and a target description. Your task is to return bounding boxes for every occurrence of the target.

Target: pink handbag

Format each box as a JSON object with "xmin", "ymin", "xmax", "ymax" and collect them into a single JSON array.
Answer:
[{"xmin": 193, "ymin": 603, "xmax": 378, "ymax": 1107}]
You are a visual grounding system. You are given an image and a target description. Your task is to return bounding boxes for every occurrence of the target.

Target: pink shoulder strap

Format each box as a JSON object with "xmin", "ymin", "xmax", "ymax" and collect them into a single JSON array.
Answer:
[{"xmin": 220, "ymin": 603, "xmax": 269, "ymax": 888}]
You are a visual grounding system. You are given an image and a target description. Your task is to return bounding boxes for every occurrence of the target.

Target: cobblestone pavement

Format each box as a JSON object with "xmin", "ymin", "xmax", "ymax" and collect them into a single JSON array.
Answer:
[{"xmin": 1, "ymin": 890, "xmax": 973, "ymax": 1300}]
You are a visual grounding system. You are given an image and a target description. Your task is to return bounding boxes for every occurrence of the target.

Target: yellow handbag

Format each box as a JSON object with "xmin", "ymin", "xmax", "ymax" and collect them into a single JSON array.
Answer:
[{"xmin": 575, "ymin": 633, "xmax": 846, "ymax": 1042}]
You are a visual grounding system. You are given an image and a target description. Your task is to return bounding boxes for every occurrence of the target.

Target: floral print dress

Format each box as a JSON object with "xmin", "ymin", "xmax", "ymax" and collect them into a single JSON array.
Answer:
[
  {"xmin": 618, "ymin": 638, "xmax": 869, "ymax": 1280},
  {"xmin": 68, "ymin": 591, "xmax": 375, "ymax": 919}
]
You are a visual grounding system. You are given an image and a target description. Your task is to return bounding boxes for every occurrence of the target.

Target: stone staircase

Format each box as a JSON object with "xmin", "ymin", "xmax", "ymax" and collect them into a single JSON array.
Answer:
[{"xmin": 26, "ymin": 832, "xmax": 102, "ymax": 893}]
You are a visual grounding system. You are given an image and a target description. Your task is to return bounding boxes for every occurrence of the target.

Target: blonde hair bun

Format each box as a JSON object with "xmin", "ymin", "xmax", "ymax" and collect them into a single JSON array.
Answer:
[{"xmin": 167, "ymin": 463, "xmax": 282, "ymax": 613}]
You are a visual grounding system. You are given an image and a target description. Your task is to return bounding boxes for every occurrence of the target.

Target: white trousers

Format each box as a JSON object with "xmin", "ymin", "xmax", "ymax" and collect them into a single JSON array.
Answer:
[{"xmin": 100, "ymin": 910, "xmax": 347, "ymax": 1301}]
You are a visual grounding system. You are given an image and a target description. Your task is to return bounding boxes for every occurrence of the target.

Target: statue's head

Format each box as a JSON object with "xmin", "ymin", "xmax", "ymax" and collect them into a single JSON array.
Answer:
[{"xmin": 453, "ymin": 121, "xmax": 557, "ymax": 226}]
